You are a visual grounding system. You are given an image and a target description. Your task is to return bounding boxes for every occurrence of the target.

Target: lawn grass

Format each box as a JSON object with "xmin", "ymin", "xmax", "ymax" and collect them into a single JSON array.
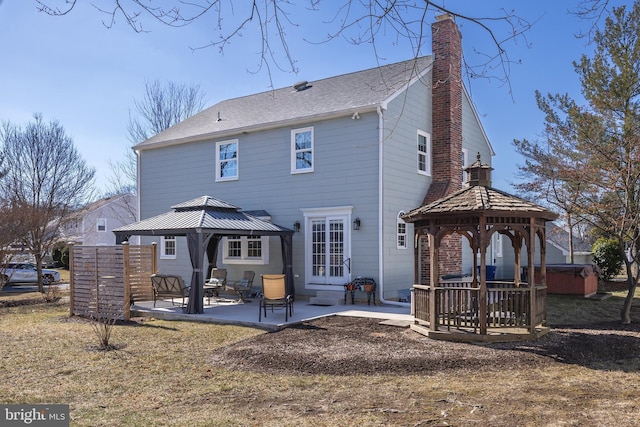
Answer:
[{"xmin": 1, "ymin": 285, "xmax": 640, "ymax": 426}]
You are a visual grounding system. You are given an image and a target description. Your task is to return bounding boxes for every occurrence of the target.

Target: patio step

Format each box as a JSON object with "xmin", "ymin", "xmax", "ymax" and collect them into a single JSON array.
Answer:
[{"xmin": 309, "ymin": 290, "xmax": 344, "ymax": 306}]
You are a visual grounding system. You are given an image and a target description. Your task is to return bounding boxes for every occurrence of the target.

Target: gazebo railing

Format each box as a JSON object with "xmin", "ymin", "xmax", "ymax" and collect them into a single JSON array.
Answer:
[{"xmin": 413, "ymin": 282, "xmax": 546, "ymax": 333}]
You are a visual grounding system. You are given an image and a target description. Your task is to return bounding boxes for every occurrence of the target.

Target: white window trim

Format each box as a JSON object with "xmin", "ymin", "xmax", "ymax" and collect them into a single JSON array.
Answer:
[
  {"xmin": 215, "ymin": 139, "xmax": 239, "ymax": 182},
  {"xmin": 397, "ymin": 211, "xmax": 407, "ymax": 249},
  {"xmin": 417, "ymin": 130, "xmax": 431, "ymax": 176},
  {"xmin": 96, "ymin": 218, "xmax": 107, "ymax": 232},
  {"xmin": 160, "ymin": 235, "xmax": 177, "ymax": 260},
  {"xmin": 222, "ymin": 235, "xmax": 270, "ymax": 265},
  {"xmin": 291, "ymin": 127, "xmax": 314, "ymax": 174}
]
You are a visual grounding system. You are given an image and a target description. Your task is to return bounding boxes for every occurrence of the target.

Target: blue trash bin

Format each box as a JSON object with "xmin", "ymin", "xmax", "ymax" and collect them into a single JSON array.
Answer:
[{"xmin": 477, "ymin": 265, "xmax": 497, "ymax": 280}]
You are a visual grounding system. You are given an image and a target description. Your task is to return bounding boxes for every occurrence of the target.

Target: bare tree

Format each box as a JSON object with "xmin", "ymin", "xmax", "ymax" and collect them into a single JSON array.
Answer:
[
  {"xmin": 128, "ymin": 80, "xmax": 207, "ymax": 145},
  {"xmin": 105, "ymin": 79, "xmax": 206, "ymax": 202},
  {"xmin": 36, "ymin": 1, "xmax": 538, "ymax": 92},
  {"xmin": 0, "ymin": 200, "xmax": 31, "ymax": 287},
  {"xmin": 0, "ymin": 114, "xmax": 95, "ymax": 292}
]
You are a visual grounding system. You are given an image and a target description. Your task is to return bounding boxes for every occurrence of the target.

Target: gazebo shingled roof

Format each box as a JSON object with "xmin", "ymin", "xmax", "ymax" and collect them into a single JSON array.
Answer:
[
  {"xmin": 403, "ymin": 155, "xmax": 557, "ymax": 223},
  {"xmin": 403, "ymin": 184, "xmax": 558, "ymax": 221}
]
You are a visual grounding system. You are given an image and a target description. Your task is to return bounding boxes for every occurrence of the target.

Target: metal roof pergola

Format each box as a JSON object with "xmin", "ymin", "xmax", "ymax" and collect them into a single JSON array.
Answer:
[{"xmin": 113, "ymin": 196, "xmax": 294, "ymax": 314}]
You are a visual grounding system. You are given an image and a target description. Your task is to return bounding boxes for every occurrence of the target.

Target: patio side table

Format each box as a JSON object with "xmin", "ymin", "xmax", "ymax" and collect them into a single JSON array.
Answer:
[{"xmin": 203, "ymin": 281, "xmax": 223, "ymax": 304}]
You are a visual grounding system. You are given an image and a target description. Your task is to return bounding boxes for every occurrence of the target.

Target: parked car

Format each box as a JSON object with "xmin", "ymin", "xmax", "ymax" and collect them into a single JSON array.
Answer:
[{"xmin": 1, "ymin": 263, "xmax": 61, "ymax": 286}]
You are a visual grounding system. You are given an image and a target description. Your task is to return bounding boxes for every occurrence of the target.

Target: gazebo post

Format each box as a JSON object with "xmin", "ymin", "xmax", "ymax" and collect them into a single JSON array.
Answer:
[
  {"xmin": 478, "ymin": 217, "xmax": 488, "ymax": 335},
  {"xmin": 513, "ymin": 234, "xmax": 522, "ymax": 287},
  {"xmin": 428, "ymin": 231, "xmax": 438, "ymax": 331},
  {"xmin": 539, "ymin": 226, "xmax": 548, "ymax": 327},
  {"xmin": 413, "ymin": 233, "xmax": 420, "ymax": 285},
  {"xmin": 528, "ymin": 219, "xmax": 537, "ymax": 333}
]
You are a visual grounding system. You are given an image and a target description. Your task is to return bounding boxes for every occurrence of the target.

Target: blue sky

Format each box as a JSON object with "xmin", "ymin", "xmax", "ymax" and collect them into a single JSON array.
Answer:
[{"xmin": 0, "ymin": 1, "xmax": 616, "ymax": 193}]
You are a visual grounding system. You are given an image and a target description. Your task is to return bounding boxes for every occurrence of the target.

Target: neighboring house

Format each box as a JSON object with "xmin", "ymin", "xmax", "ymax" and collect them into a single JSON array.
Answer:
[
  {"xmin": 133, "ymin": 15, "xmax": 494, "ymax": 302},
  {"xmin": 60, "ymin": 194, "xmax": 137, "ymax": 246},
  {"xmin": 545, "ymin": 223, "xmax": 593, "ymax": 264}
]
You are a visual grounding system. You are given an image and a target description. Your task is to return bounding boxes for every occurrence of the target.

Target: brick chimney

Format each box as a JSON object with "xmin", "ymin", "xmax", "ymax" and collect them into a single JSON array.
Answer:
[
  {"xmin": 420, "ymin": 14, "xmax": 464, "ymax": 281},
  {"xmin": 425, "ymin": 13, "xmax": 463, "ymax": 204}
]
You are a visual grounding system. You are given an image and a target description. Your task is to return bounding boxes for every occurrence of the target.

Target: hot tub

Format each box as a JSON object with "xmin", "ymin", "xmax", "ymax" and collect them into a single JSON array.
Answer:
[{"xmin": 531, "ymin": 264, "xmax": 599, "ymax": 297}]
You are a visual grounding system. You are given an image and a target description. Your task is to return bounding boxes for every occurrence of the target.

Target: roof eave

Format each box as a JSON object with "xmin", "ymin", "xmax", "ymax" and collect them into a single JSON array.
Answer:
[
  {"xmin": 404, "ymin": 209, "xmax": 558, "ymax": 223},
  {"xmin": 134, "ymin": 105, "xmax": 379, "ymax": 152}
]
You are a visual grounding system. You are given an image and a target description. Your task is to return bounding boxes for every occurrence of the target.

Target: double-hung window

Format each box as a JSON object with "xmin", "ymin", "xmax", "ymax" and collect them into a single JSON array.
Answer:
[
  {"xmin": 417, "ymin": 130, "xmax": 431, "ymax": 176},
  {"xmin": 397, "ymin": 211, "xmax": 407, "ymax": 249},
  {"xmin": 161, "ymin": 235, "xmax": 176, "ymax": 259},
  {"xmin": 223, "ymin": 235, "xmax": 269, "ymax": 265},
  {"xmin": 216, "ymin": 140, "xmax": 238, "ymax": 181},
  {"xmin": 291, "ymin": 127, "xmax": 313, "ymax": 173},
  {"xmin": 96, "ymin": 218, "xmax": 107, "ymax": 232}
]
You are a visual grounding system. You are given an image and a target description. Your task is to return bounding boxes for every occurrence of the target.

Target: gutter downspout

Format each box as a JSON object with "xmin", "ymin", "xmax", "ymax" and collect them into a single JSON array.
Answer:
[{"xmin": 377, "ymin": 104, "xmax": 410, "ymax": 308}]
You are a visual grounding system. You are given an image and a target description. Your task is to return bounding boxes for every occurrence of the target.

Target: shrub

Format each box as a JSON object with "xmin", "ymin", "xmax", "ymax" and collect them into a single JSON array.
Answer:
[
  {"xmin": 592, "ymin": 238, "xmax": 624, "ymax": 282},
  {"xmin": 52, "ymin": 243, "xmax": 70, "ymax": 269}
]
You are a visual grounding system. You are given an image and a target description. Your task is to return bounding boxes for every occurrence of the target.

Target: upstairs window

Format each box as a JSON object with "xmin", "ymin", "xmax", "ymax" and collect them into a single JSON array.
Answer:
[
  {"xmin": 417, "ymin": 130, "xmax": 431, "ymax": 176},
  {"xmin": 291, "ymin": 127, "xmax": 314, "ymax": 173},
  {"xmin": 96, "ymin": 218, "xmax": 107, "ymax": 232},
  {"xmin": 216, "ymin": 140, "xmax": 238, "ymax": 181}
]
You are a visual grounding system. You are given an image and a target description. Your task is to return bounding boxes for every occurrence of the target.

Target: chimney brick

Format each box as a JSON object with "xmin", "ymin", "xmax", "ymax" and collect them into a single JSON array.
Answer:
[
  {"xmin": 426, "ymin": 14, "xmax": 463, "ymax": 202},
  {"xmin": 422, "ymin": 15, "xmax": 464, "ymax": 280}
]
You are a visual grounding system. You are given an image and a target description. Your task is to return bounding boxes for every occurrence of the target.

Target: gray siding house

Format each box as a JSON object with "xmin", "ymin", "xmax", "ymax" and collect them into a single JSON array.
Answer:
[
  {"xmin": 133, "ymin": 15, "xmax": 493, "ymax": 303},
  {"xmin": 61, "ymin": 194, "xmax": 137, "ymax": 246}
]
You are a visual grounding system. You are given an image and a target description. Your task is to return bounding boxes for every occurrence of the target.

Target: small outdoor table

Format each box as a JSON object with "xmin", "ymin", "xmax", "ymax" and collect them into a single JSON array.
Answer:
[
  {"xmin": 203, "ymin": 279, "xmax": 224, "ymax": 304},
  {"xmin": 343, "ymin": 277, "xmax": 377, "ymax": 305}
]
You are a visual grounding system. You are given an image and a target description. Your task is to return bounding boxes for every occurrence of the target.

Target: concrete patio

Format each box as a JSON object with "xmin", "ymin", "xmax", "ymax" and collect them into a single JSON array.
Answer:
[{"xmin": 132, "ymin": 296, "xmax": 413, "ymax": 331}]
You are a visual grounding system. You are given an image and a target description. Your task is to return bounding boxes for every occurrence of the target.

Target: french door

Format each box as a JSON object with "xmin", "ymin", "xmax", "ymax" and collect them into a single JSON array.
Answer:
[{"xmin": 306, "ymin": 214, "xmax": 351, "ymax": 285}]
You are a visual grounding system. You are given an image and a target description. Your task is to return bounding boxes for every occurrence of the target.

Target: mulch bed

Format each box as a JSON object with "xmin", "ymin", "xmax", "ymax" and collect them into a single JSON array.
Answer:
[{"xmin": 210, "ymin": 315, "xmax": 640, "ymax": 376}]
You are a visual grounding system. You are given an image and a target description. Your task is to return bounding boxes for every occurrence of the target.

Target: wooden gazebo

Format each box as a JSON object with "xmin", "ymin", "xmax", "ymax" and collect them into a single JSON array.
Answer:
[{"xmin": 402, "ymin": 155, "xmax": 558, "ymax": 342}]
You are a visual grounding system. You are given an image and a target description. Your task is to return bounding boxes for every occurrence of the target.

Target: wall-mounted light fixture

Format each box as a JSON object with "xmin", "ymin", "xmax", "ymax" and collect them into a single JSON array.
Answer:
[
  {"xmin": 293, "ymin": 221, "xmax": 301, "ymax": 233},
  {"xmin": 352, "ymin": 217, "xmax": 361, "ymax": 231}
]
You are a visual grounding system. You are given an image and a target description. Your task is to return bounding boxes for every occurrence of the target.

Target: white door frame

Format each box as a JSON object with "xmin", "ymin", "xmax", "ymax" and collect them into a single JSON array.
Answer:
[{"xmin": 301, "ymin": 206, "xmax": 354, "ymax": 291}]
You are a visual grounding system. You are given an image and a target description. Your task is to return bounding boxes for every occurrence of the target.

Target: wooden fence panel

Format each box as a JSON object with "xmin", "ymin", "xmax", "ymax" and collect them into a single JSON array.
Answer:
[{"xmin": 70, "ymin": 244, "xmax": 156, "ymax": 321}]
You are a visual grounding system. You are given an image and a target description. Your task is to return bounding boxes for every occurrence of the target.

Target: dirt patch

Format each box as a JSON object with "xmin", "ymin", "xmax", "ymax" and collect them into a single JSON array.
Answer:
[{"xmin": 211, "ymin": 315, "xmax": 640, "ymax": 375}]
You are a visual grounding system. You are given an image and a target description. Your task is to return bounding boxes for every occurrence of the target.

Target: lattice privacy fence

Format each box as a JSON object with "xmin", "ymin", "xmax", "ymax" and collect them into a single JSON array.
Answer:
[{"xmin": 70, "ymin": 244, "xmax": 157, "ymax": 320}]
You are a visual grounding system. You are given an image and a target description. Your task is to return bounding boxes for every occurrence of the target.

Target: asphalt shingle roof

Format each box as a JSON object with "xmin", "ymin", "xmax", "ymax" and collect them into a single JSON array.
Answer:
[{"xmin": 135, "ymin": 56, "xmax": 432, "ymax": 149}]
